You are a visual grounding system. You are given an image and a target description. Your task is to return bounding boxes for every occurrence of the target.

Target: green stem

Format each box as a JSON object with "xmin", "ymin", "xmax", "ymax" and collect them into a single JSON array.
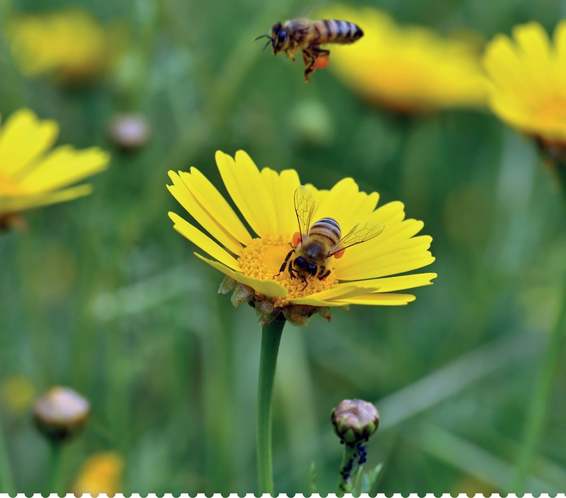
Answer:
[
  {"xmin": 0, "ymin": 415, "xmax": 15, "ymax": 493},
  {"xmin": 514, "ymin": 270, "xmax": 566, "ymax": 491},
  {"xmin": 337, "ymin": 444, "xmax": 357, "ymax": 495},
  {"xmin": 48, "ymin": 442, "xmax": 64, "ymax": 494},
  {"xmin": 256, "ymin": 314, "xmax": 285, "ymax": 494}
]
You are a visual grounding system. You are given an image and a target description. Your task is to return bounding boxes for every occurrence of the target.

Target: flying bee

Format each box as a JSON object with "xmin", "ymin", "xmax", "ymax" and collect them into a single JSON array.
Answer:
[
  {"xmin": 278, "ymin": 187, "xmax": 383, "ymax": 287},
  {"xmin": 255, "ymin": 18, "xmax": 364, "ymax": 81}
]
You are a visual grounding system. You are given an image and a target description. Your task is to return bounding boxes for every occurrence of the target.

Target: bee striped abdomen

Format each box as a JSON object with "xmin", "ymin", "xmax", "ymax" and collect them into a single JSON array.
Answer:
[
  {"xmin": 319, "ymin": 19, "xmax": 363, "ymax": 44},
  {"xmin": 309, "ymin": 217, "xmax": 341, "ymax": 245}
]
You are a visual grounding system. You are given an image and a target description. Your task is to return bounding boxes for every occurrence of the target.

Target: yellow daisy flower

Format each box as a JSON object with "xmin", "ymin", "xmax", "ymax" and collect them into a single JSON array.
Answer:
[
  {"xmin": 320, "ymin": 6, "xmax": 486, "ymax": 113},
  {"xmin": 168, "ymin": 150, "xmax": 436, "ymax": 324},
  {"xmin": 8, "ymin": 10, "xmax": 113, "ymax": 83},
  {"xmin": 483, "ymin": 21, "xmax": 566, "ymax": 151},
  {"xmin": 72, "ymin": 452, "xmax": 124, "ymax": 495},
  {"xmin": 0, "ymin": 109, "xmax": 109, "ymax": 225}
]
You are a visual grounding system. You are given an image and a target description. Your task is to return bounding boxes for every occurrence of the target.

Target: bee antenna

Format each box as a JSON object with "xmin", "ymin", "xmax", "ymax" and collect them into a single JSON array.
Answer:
[
  {"xmin": 262, "ymin": 40, "xmax": 271, "ymax": 51},
  {"xmin": 254, "ymin": 34, "xmax": 273, "ymax": 42}
]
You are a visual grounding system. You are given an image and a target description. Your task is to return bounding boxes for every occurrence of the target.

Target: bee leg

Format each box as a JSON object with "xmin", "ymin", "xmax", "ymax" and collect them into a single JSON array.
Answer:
[
  {"xmin": 302, "ymin": 48, "xmax": 316, "ymax": 82},
  {"xmin": 300, "ymin": 275, "xmax": 309, "ymax": 291},
  {"xmin": 275, "ymin": 248, "xmax": 294, "ymax": 278},
  {"xmin": 289, "ymin": 265, "xmax": 298, "ymax": 280},
  {"xmin": 318, "ymin": 265, "xmax": 331, "ymax": 280},
  {"xmin": 319, "ymin": 269, "xmax": 331, "ymax": 280},
  {"xmin": 303, "ymin": 46, "xmax": 331, "ymax": 81}
]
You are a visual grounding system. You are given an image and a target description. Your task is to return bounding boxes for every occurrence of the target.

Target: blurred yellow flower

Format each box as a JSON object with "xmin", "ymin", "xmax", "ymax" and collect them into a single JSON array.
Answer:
[
  {"xmin": 0, "ymin": 109, "xmax": 109, "ymax": 220},
  {"xmin": 484, "ymin": 21, "xmax": 566, "ymax": 146},
  {"xmin": 168, "ymin": 150, "xmax": 436, "ymax": 323},
  {"xmin": 73, "ymin": 452, "xmax": 124, "ymax": 495},
  {"xmin": 0, "ymin": 375, "xmax": 35, "ymax": 414},
  {"xmin": 320, "ymin": 6, "xmax": 487, "ymax": 112},
  {"xmin": 8, "ymin": 10, "xmax": 113, "ymax": 83}
]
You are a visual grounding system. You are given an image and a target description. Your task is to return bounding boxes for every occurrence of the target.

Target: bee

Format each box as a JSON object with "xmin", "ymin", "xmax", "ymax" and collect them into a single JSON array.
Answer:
[
  {"xmin": 255, "ymin": 18, "xmax": 364, "ymax": 81},
  {"xmin": 278, "ymin": 187, "xmax": 383, "ymax": 287}
]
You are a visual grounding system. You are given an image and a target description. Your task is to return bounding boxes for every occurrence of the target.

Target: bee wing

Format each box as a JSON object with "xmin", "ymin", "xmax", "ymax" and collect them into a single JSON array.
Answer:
[
  {"xmin": 294, "ymin": 186, "xmax": 317, "ymax": 240},
  {"xmin": 328, "ymin": 220, "xmax": 384, "ymax": 255}
]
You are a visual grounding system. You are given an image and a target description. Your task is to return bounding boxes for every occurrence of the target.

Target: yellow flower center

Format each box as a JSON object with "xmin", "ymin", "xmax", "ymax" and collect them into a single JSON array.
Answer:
[
  {"xmin": 238, "ymin": 236, "xmax": 338, "ymax": 304},
  {"xmin": 0, "ymin": 173, "xmax": 24, "ymax": 197}
]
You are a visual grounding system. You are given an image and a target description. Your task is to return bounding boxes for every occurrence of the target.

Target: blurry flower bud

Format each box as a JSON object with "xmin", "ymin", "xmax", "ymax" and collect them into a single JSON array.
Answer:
[
  {"xmin": 108, "ymin": 113, "xmax": 151, "ymax": 152},
  {"xmin": 331, "ymin": 399, "xmax": 379, "ymax": 446},
  {"xmin": 33, "ymin": 387, "xmax": 90, "ymax": 443}
]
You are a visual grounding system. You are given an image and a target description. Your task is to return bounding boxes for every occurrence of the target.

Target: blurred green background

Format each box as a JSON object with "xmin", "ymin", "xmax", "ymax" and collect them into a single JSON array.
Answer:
[{"xmin": 1, "ymin": 0, "xmax": 566, "ymax": 494}]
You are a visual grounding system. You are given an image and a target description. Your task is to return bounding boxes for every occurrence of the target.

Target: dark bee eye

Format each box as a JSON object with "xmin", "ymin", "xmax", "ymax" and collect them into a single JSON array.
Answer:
[
  {"xmin": 278, "ymin": 30, "xmax": 287, "ymax": 41},
  {"xmin": 308, "ymin": 263, "xmax": 317, "ymax": 275}
]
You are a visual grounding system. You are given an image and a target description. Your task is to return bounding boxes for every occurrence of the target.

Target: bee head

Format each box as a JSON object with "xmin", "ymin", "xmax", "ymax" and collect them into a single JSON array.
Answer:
[
  {"xmin": 271, "ymin": 22, "xmax": 289, "ymax": 53},
  {"xmin": 294, "ymin": 256, "xmax": 317, "ymax": 276}
]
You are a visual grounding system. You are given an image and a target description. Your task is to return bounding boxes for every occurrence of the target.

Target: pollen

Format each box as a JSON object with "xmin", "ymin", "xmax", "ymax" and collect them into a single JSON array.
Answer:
[{"xmin": 238, "ymin": 236, "xmax": 338, "ymax": 304}]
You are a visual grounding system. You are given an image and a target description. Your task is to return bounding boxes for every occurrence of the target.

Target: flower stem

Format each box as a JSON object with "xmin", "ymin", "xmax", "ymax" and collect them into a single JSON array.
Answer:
[
  {"xmin": 0, "ymin": 415, "xmax": 14, "ymax": 494},
  {"xmin": 48, "ymin": 442, "xmax": 64, "ymax": 494},
  {"xmin": 514, "ymin": 269, "xmax": 566, "ymax": 491},
  {"xmin": 337, "ymin": 444, "xmax": 357, "ymax": 495},
  {"xmin": 256, "ymin": 314, "xmax": 285, "ymax": 494}
]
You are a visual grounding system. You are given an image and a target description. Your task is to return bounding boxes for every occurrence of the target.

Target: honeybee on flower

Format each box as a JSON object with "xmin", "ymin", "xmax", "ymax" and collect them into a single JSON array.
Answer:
[{"xmin": 167, "ymin": 150, "xmax": 436, "ymax": 325}]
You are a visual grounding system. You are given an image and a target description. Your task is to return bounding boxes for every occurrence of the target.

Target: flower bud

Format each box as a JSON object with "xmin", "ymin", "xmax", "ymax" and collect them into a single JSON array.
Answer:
[
  {"xmin": 331, "ymin": 399, "xmax": 379, "ymax": 445},
  {"xmin": 108, "ymin": 113, "xmax": 151, "ymax": 152},
  {"xmin": 33, "ymin": 387, "xmax": 90, "ymax": 442}
]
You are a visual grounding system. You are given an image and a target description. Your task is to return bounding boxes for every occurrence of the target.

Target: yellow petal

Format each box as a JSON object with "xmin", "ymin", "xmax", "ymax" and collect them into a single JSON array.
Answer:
[
  {"xmin": 168, "ymin": 170, "xmax": 245, "ymax": 255},
  {"xmin": 292, "ymin": 284, "xmax": 370, "ymax": 303},
  {"xmin": 184, "ymin": 167, "xmax": 252, "ymax": 244},
  {"xmin": 513, "ymin": 22, "xmax": 550, "ymax": 61},
  {"xmin": 336, "ymin": 221, "xmax": 428, "ymax": 276},
  {"xmin": 18, "ymin": 146, "xmax": 109, "ymax": 193},
  {"xmin": 168, "ymin": 212, "xmax": 240, "ymax": 270},
  {"xmin": 338, "ymin": 251, "xmax": 435, "ymax": 281},
  {"xmin": 215, "ymin": 150, "xmax": 278, "ymax": 237},
  {"xmin": 0, "ymin": 184, "xmax": 92, "ymax": 215},
  {"xmin": 194, "ymin": 253, "xmax": 288, "ymax": 298},
  {"xmin": 341, "ymin": 272, "xmax": 437, "ymax": 291},
  {"xmin": 0, "ymin": 109, "xmax": 58, "ymax": 175},
  {"xmin": 337, "ymin": 293, "xmax": 416, "ymax": 305}
]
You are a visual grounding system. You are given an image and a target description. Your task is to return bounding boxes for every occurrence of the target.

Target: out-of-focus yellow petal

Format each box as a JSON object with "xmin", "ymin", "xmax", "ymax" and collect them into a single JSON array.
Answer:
[
  {"xmin": 0, "ymin": 184, "xmax": 92, "ymax": 215},
  {"xmin": 0, "ymin": 109, "xmax": 58, "ymax": 175},
  {"xmin": 168, "ymin": 212, "xmax": 240, "ymax": 270},
  {"xmin": 321, "ymin": 5, "xmax": 486, "ymax": 111},
  {"xmin": 18, "ymin": 146, "xmax": 109, "ymax": 193},
  {"xmin": 484, "ymin": 21, "xmax": 566, "ymax": 142},
  {"xmin": 73, "ymin": 452, "xmax": 124, "ymax": 495}
]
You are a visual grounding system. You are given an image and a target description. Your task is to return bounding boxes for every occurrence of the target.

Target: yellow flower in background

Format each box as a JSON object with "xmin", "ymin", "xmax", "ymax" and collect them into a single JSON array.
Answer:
[
  {"xmin": 483, "ymin": 21, "xmax": 566, "ymax": 147},
  {"xmin": 320, "ymin": 6, "xmax": 486, "ymax": 113},
  {"xmin": 8, "ymin": 10, "xmax": 113, "ymax": 83},
  {"xmin": 0, "ymin": 109, "xmax": 109, "ymax": 220},
  {"xmin": 73, "ymin": 452, "xmax": 124, "ymax": 495},
  {"xmin": 168, "ymin": 150, "xmax": 436, "ymax": 324}
]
